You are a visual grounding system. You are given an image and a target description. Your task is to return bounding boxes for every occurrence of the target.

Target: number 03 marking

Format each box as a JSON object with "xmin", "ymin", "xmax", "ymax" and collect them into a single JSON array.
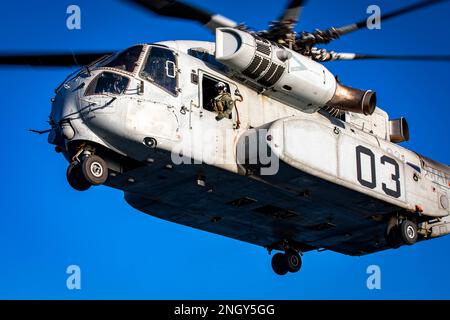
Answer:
[
  {"xmin": 380, "ymin": 156, "xmax": 401, "ymax": 198},
  {"xmin": 356, "ymin": 146, "xmax": 401, "ymax": 198}
]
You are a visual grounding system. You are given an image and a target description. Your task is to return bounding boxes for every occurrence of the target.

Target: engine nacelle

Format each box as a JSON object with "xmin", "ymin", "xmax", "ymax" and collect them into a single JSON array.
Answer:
[{"xmin": 215, "ymin": 28, "xmax": 376, "ymax": 115}]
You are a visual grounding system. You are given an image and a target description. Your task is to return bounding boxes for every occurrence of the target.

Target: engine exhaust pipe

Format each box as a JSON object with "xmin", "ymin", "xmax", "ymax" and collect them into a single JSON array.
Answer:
[{"xmin": 327, "ymin": 83, "xmax": 377, "ymax": 115}]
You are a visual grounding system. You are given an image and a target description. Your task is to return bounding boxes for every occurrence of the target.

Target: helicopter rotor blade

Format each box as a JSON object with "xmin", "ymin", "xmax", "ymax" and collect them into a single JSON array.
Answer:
[
  {"xmin": 127, "ymin": 0, "xmax": 237, "ymax": 32},
  {"xmin": 334, "ymin": 0, "xmax": 449, "ymax": 37},
  {"xmin": 0, "ymin": 52, "xmax": 111, "ymax": 67},
  {"xmin": 264, "ymin": 0, "xmax": 307, "ymax": 41},
  {"xmin": 330, "ymin": 53, "xmax": 450, "ymax": 62},
  {"xmin": 298, "ymin": 0, "xmax": 449, "ymax": 47},
  {"xmin": 278, "ymin": 0, "xmax": 307, "ymax": 26}
]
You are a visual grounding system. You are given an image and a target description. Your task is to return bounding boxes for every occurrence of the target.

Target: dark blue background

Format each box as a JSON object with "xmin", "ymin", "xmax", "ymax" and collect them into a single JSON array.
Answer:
[{"xmin": 0, "ymin": 0, "xmax": 449, "ymax": 299}]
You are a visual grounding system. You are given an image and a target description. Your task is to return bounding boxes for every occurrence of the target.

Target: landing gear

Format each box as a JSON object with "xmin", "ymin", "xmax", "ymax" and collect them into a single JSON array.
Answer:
[
  {"xmin": 385, "ymin": 221, "xmax": 402, "ymax": 249},
  {"xmin": 285, "ymin": 250, "xmax": 302, "ymax": 273},
  {"xmin": 385, "ymin": 218, "xmax": 418, "ymax": 248},
  {"xmin": 399, "ymin": 220, "xmax": 418, "ymax": 245},
  {"xmin": 271, "ymin": 253, "xmax": 288, "ymax": 276},
  {"xmin": 66, "ymin": 163, "xmax": 91, "ymax": 191},
  {"xmin": 81, "ymin": 155, "xmax": 109, "ymax": 185},
  {"xmin": 271, "ymin": 250, "xmax": 302, "ymax": 276},
  {"xmin": 66, "ymin": 150, "xmax": 109, "ymax": 191}
]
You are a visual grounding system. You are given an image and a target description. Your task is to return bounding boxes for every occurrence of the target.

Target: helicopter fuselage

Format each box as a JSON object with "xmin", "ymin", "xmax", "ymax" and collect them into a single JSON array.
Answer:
[{"xmin": 48, "ymin": 40, "xmax": 450, "ymax": 257}]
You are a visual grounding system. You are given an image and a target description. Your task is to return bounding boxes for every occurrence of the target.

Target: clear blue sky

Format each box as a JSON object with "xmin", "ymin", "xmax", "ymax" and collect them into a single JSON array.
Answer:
[{"xmin": 0, "ymin": 0, "xmax": 449, "ymax": 299}]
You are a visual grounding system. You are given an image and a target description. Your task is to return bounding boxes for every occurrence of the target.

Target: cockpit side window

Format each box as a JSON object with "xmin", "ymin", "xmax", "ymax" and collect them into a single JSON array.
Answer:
[
  {"xmin": 103, "ymin": 45, "xmax": 143, "ymax": 73},
  {"xmin": 201, "ymin": 75, "xmax": 231, "ymax": 113},
  {"xmin": 140, "ymin": 46, "xmax": 178, "ymax": 95},
  {"xmin": 85, "ymin": 72, "xmax": 130, "ymax": 96}
]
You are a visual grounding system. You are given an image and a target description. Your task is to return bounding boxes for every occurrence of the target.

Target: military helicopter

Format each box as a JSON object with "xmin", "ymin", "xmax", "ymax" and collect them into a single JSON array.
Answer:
[{"xmin": 2, "ymin": 0, "xmax": 450, "ymax": 276}]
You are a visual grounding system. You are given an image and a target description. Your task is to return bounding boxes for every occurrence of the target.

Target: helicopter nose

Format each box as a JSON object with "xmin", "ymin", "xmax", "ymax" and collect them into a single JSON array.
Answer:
[{"xmin": 48, "ymin": 85, "xmax": 79, "ymax": 146}]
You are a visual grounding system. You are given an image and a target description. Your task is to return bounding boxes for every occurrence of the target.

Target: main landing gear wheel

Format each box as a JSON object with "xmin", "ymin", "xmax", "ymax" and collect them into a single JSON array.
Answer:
[
  {"xmin": 385, "ymin": 219, "xmax": 418, "ymax": 248},
  {"xmin": 81, "ymin": 155, "xmax": 108, "ymax": 185},
  {"xmin": 385, "ymin": 223, "xmax": 402, "ymax": 249},
  {"xmin": 271, "ymin": 250, "xmax": 302, "ymax": 276},
  {"xmin": 271, "ymin": 253, "xmax": 288, "ymax": 276},
  {"xmin": 285, "ymin": 250, "xmax": 302, "ymax": 273},
  {"xmin": 399, "ymin": 220, "xmax": 418, "ymax": 245},
  {"xmin": 66, "ymin": 163, "xmax": 91, "ymax": 192}
]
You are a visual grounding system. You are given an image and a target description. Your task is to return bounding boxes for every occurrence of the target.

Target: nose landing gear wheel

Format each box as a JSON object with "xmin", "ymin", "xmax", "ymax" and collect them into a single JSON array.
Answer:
[
  {"xmin": 81, "ymin": 155, "xmax": 109, "ymax": 185},
  {"xmin": 66, "ymin": 163, "xmax": 91, "ymax": 191}
]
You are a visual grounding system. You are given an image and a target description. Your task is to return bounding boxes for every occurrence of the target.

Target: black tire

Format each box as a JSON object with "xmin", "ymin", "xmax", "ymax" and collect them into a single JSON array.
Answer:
[
  {"xmin": 399, "ymin": 220, "xmax": 418, "ymax": 245},
  {"xmin": 81, "ymin": 155, "xmax": 109, "ymax": 185},
  {"xmin": 271, "ymin": 253, "xmax": 288, "ymax": 276},
  {"xmin": 385, "ymin": 221, "xmax": 402, "ymax": 249},
  {"xmin": 285, "ymin": 250, "xmax": 302, "ymax": 273},
  {"xmin": 66, "ymin": 163, "xmax": 91, "ymax": 191}
]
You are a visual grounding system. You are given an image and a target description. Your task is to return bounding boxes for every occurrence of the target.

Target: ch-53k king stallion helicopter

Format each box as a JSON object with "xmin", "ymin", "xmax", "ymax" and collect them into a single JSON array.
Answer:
[{"xmin": 2, "ymin": 0, "xmax": 450, "ymax": 275}]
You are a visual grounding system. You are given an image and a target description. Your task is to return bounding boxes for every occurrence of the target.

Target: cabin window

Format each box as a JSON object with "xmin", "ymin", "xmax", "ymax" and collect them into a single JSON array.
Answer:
[
  {"xmin": 140, "ymin": 46, "xmax": 178, "ymax": 95},
  {"xmin": 103, "ymin": 45, "xmax": 143, "ymax": 73},
  {"xmin": 85, "ymin": 72, "xmax": 130, "ymax": 96},
  {"xmin": 201, "ymin": 75, "xmax": 231, "ymax": 115}
]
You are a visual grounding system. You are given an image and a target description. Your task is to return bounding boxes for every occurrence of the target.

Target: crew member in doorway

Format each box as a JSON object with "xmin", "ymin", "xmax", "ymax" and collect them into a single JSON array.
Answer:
[{"xmin": 212, "ymin": 82, "xmax": 234, "ymax": 121}]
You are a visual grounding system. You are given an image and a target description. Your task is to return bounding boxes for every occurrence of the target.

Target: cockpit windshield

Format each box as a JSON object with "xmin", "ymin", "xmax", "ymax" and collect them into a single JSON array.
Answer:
[
  {"xmin": 140, "ymin": 46, "xmax": 178, "ymax": 95},
  {"xmin": 103, "ymin": 45, "xmax": 143, "ymax": 73}
]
